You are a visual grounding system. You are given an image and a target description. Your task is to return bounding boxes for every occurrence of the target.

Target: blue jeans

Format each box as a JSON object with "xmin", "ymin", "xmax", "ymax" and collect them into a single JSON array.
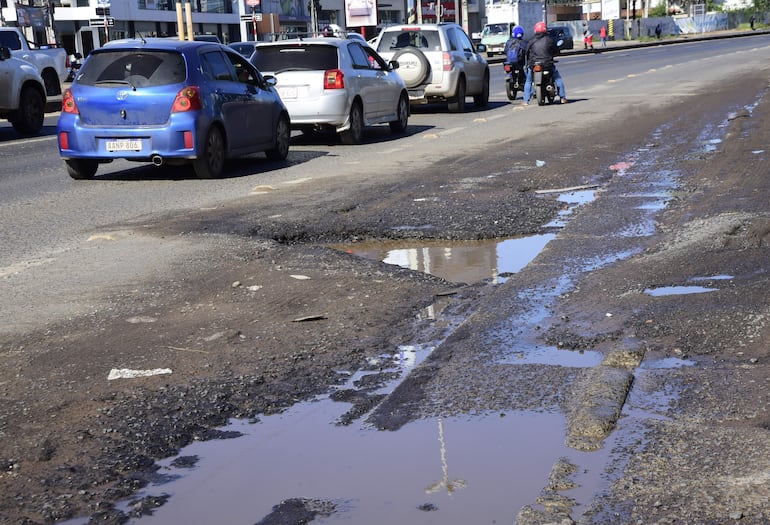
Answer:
[{"xmin": 523, "ymin": 66, "xmax": 566, "ymax": 101}]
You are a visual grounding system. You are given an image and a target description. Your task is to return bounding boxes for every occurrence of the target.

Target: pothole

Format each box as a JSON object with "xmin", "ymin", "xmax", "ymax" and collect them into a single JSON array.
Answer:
[{"xmin": 333, "ymin": 234, "xmax": 555, "ymax": 284}]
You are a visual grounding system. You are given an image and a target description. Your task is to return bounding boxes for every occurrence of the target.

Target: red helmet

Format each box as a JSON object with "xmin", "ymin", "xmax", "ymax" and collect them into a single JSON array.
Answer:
[{"xmin": 534, "ymin": 21, "xmax": 547, "ymax": 34}]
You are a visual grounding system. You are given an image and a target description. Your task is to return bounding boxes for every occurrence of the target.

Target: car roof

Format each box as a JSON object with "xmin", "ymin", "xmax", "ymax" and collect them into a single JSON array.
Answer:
[
  {"xmin": 257, "ymin": 37, "xmax": 353, "ymax": 48},
  {"xmin": 101, "ymin": 37, "xmax": 227, "ymax": 52},
  {"xmin": 379, "ymin": 23, "xmax": 460, "ymax": 30}
]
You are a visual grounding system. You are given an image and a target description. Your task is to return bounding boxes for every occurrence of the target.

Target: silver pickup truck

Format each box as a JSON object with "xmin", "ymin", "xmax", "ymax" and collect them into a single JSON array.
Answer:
[
  {"xmin": 0, "ymin": 27, "xmax": 67, "ymax": 97},
  {"xmin": 0, "ymin": 46, "xmax": 47, "ymax": 135}
]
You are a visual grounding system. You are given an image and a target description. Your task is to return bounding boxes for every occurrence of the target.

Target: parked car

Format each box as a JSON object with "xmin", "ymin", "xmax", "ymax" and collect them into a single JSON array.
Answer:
[
  {"xmin": 229, "ymin": 41, "xmax": 259, "ymax": 57},
  {"xmin": 57, "ymin": 38, "xmax": 290, "ymax": 180},
  {"xmin": 0, "ymin": 46, "xmax": 47, "ymax": 135},
  {"xmin": 251, "ymin": 37, "xmax": 409, "ymax": 145},
  {"xmin": 548, "ymin": 25, "xmax": 574, "ymax": 50},
  {"xmin": 372, "ymin": 23, "xmax": 489, "ymax": 113}
]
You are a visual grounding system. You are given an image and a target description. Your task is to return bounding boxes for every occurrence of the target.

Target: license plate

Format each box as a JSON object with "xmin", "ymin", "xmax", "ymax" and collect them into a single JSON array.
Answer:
[
  {"xmin": 278, "ymin": 87, "xmax": 298, "ymax": 99},
  {"xmin": 106, "ymin": 139, "xmax": 142, "ymax": 152}
]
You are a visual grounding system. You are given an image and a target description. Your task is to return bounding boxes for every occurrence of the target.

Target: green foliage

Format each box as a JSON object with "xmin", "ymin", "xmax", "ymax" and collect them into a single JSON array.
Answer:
[{"xmin": 648, "ymin": 3, "xmax": 667, "ymax": 16}]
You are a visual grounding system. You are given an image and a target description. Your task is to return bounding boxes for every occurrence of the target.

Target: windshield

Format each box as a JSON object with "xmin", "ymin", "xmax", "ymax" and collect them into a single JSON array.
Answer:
[
  {"xmin": 482, "ymin": 23, "xmax": 509, "ymax": 36},
  {"xmin": 376, "ymin": 30, "xmax": 441, "ymax": 52},
  {"xmin": 77, "ymin": 50, "xmax": 187, "ymax": 88},
  {"xmin": 252, "ymin": 44, "xmax": 339, "ymax": 72}
]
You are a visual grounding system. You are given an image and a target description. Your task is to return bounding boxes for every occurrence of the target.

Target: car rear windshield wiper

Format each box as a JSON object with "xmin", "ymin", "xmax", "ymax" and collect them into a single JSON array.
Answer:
[{"xmin": 94, "ymin": 79, "xmax": 137, "ymax": 90}]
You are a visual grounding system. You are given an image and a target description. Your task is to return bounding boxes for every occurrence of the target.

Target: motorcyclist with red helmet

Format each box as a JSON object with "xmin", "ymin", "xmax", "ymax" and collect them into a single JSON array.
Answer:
[{"xmin": 522, "ymin": 21, "xmax": 568, "ymax": 105}]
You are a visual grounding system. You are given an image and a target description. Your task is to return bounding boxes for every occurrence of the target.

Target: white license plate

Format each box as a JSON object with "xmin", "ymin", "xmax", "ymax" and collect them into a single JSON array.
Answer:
[
  {"xmin": 278, "ymin": 87, "xmax": 298, "ymax": 99},
  {"xmin": 106, "ymin": 139, "xmax": 142, "ymax": 152}
]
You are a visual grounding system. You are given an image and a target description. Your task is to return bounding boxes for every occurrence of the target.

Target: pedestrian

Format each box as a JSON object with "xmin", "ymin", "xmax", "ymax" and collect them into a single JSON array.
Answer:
[
  {"xmin": 583, "ymin": 27, "xmax": 594, "ymax": 50},
  {"xmin": 655, "ymin": 23, "xmax": 662, "ymax": 39},
  {"xmin": 600, "ymin": 25, "xmax": 607, "ymax": 47},
  {"xmin": 750, "ymin": 15, "xmax": 756, "ymax": 30}
]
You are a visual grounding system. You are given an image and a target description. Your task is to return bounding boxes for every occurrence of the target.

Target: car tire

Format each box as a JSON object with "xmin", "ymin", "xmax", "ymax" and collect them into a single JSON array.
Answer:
[
  {"xmin": 266, "ymin": 113, "xmax": 290, "ymax": 161},
  {"xmin": 391, "ymin": 47, "xmax": 431, "ymax": 88},
  {"xmin": 65, "ymin": 159, "xmax": 98, "ymax": 180},
  {"xmin": 447, "ymin": 76, "xmax": 466, "ymax": 113},
  {"xmin": 388, "ymin": 93, "xmax": 409, "ymax": 133},
  {"xmin": 9, "ymin": 86, "xmax": 45, "ymax": 135},
  {"xmin": 340, "ymin": 102, "xmax": 364, "ymax": 145},
  {"xmin": 193, "ymin": 126, "xmax": 226, "ymax": 179},
  {"xmin": 474, "ymin": 71, "xmax": 490, "ymax": 107}
]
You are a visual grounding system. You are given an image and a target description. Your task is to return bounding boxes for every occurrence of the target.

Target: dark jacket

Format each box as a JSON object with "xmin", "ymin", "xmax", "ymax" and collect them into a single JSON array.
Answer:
[{"xmin": 526, "ymin": 32, "xmax": 560, "ymax": 68}]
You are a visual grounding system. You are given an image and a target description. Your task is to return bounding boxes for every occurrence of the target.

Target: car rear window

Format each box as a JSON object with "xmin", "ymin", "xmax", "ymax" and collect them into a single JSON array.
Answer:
[
  {"xmin": 76, "ymin": 50, "xmax": 187, "ymax": 88},
  {"xmin": 377, "ymin": 30, "xmax": 441, "ymax": 52},
  {"xmin": 252, "ymin": 45, "xmax": 339, "ymax": 72}
]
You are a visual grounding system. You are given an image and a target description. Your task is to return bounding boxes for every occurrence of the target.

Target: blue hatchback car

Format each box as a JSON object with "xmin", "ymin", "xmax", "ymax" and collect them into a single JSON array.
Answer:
[{"xmin": 57, "ymin": 38, "xmax": 290, "ymax": 179}]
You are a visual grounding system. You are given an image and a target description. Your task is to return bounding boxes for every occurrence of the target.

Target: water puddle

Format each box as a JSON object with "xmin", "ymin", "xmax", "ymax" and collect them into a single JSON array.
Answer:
[
  {"xmin": 644, "ymin": 285, "xmax": 718, "ymax": 296},
  {"xmin": 80, "ymin": 405, "xmax": 606, "ymax": 524},
  {"xmin": 499, "ymin": 345, "xmax": 604, "ymax": 368},
  {"xmin": 544, "ymin": 188, "xmax": 597, "ymax": 228},
  {"xmin": 334, "ymin": 234, "xmax": 555, "ymax": 284}
]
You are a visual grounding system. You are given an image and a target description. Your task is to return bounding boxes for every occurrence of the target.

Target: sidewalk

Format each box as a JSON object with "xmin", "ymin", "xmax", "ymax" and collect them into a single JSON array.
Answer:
[{"xmin": 563, "ymin": 27, "xmax": 770, "ymax": 55}]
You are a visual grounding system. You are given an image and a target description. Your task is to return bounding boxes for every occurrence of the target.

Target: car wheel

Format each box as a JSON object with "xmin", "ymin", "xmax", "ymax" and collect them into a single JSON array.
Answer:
[
  {"xmin": 193, "ymin": 126, "xmax": 226, "ymax": 179},
  {"xmin": 65, "ymin": 159, "xmax": 98, "ymax": 180},
  {"xmin": 447, "ymin": 77, "xmax": 466, "ymax": 113},
  {"xmin": 42, "ymin": 69, "xmax": 61, "ymax": 97},
  {"xmin": 265, "ymin": 113, "xmax": 290, "ymax": 161},
  {"xmin": 391, "ymin": 47, "xmax": 431, "ymax": 88},
  {"xmin": 474, "ymin": 71, "xmax": 490, "ymax": 107},
  {"xmin": 340, "ymin": 102, "xmax": 364, "ymax": 145},
  {"xmin": 389, "ymin": 93, "xmax": 409, "ymax": 133},
  {"xmin": 10, "ymin": 86, "xmax": 45, "ymax": 135}
]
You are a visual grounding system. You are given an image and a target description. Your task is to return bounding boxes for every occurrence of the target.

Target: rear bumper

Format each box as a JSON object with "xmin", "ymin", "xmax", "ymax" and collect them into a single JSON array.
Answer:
[{"xmin": 57, "ymin": 112, "xmax": 202, "ymax": 160}]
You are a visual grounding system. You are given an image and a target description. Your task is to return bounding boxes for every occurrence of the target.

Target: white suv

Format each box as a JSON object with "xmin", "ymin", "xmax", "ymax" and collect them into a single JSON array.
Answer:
[{"xmin": 373, "ymin": 23, "xmax": 489, "ymax": 112}]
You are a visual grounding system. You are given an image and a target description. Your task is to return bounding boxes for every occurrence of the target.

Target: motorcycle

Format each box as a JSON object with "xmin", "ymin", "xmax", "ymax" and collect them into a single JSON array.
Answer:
[
  {"xmin": 66, "ymin": 53, "xmax": 83, "ymax": 83},
  {"xmin": 531, "ymin": 60, "xmax": 557, "ymax": 106},
  {"xmin": 503, "ymin": 61, "xmax": 526, "ymax": 101}
]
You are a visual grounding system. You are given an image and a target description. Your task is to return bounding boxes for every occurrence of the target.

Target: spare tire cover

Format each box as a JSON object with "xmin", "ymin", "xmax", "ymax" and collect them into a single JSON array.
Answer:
[{"xmin": 392, "ymin": 47, "xmax": 431, "ymax": 88}]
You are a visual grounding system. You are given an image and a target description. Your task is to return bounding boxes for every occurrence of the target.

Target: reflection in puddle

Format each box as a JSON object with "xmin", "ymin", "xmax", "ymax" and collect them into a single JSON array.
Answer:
[
  {"xmin": 644, "ymin": 285, "xmax": 717, "ymax": 296},
  {"xmin": 691, "ymin": 274, "xmax": 733, "ymax": 281},
  {"xmin": 102, "ymin": 406, "xmax": 597, "ymax": 525},
  {"xmin": 336, "ymin": 234, "xmax": 555, "ymax": 284}
]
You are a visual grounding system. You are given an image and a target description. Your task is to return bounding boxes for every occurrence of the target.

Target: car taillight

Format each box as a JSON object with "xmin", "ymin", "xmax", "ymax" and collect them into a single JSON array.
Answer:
[
  {"xmin": 58, "ymin": 131, "xmax": 69, "ymax": 150},
  {"xmin": 442, "ymin": 52, "xmax": 451, "ymax": 72},
  {"xmin": 171, "ymin": 86, "xmax": 202, "ymax": 113},
  {"xmin": 533, "ymin": 64, "xmax": 543, "ymax": 72},
  {"xmin": 62, "ymin": 88, "xmax": 78, "ymax": 114},
  {"xmin": 503, "ymin": 64, "xmax": 512, "ymax": 73},
  {"xmin": 324, "ymin": 69, "xmax": 344, "ymax": 89}
]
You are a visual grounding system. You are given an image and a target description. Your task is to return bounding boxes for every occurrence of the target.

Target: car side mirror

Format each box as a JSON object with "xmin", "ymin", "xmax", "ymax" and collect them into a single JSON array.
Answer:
[
  {"xmin": 556, "ymin": 39, "xmax": 564, "ymax": 48},
  {"xmin": 264, "ymin": 75, "xmax": 277, "ymax": 87},
  {"xmin": 477, "ymin": 43, "xmax": 487, "ymax": 53},
  {"xmin": 388, "ymin": 59, "xmax": 399, "ymax": 70},
  {"xmin": 0, "ymin": 46, "xmax": 10, "ymax": 60}
]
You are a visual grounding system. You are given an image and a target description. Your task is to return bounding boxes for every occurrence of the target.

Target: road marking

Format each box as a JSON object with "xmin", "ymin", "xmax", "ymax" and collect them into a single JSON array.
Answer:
[{"xmin": 0, "ymin": 135, "xmax": 56, "ymax": 148}]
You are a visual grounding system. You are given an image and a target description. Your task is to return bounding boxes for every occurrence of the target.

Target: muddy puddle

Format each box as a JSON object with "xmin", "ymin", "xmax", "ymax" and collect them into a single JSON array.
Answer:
[
  {"xmin": 334, "ymin": 234, "xmax": 556, "ymax": 284},
  {"xmin": 89, "ymin": 400, "xmax": 608, "ymax": 525}
]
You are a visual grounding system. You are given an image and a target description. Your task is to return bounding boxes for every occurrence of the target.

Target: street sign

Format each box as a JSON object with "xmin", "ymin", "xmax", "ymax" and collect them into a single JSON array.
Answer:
[
  {"xmin": 96, "ymin": 0, "xmax": 111, "ymax": 6},
  {"xmin": 90, "ymin": 17, "xmax": 115, "ymax": 27},
  {"xmin": 240, "ymin": 13, "xmax": 263, "ymax": 21},
  {"xmin": 95, "ymin": 7, "xmax": 110, "ymax": 16}
]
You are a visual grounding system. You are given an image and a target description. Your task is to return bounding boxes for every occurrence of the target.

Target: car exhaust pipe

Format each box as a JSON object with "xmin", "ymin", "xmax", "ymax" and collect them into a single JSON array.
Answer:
[{"xmin": 151, "ymin": 155, "xmax": 164, "ymax": 166}]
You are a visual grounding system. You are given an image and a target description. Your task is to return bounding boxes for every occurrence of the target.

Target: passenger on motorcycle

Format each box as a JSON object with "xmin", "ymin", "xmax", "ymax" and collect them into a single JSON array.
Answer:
[
  {"xmin": 522, "ymin": 21, "xmax": 568, "ymax": 105},
  {"xmin": 503, "ymin": 26, "xmax": 527, "ymax": 66}
]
